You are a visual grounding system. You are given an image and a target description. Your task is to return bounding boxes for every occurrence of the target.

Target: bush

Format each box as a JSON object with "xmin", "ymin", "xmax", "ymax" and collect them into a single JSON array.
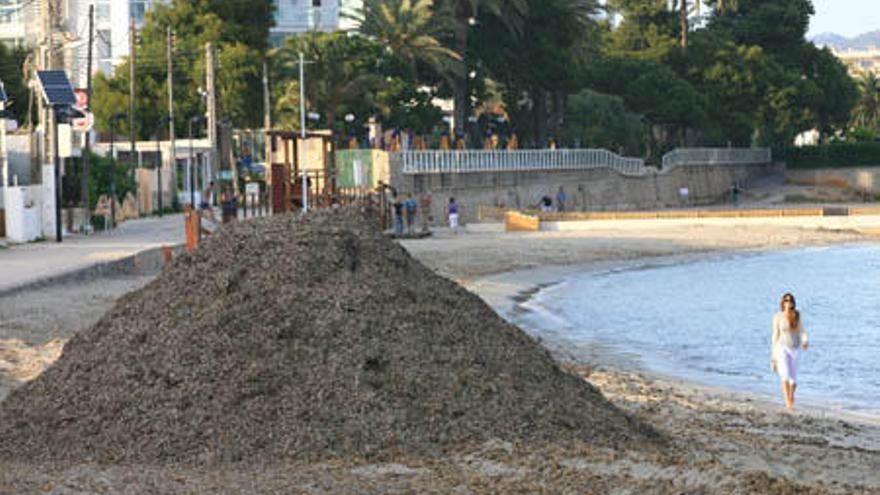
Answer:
[
  {"xmin": 61, "ymin": 152, "xmax": 137, "ymax": 209},
  {"xmin": 784, "ymin": 143, "xmax": 880, "ymax": 169}
]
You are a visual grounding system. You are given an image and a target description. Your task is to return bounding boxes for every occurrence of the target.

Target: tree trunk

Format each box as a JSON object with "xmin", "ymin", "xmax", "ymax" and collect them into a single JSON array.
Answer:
[
  {"xmin": 532, "ymin": 88, "xmax": 548, "ymax": 148},
  {"xmin": 680, "ymin": 0, "xmax": 689, "ymax": 48},
  {"xmin": 453, "ymin": 25, "xmax": 469, "ymax": 145},
  {"xmin": 550, "ymin": 90, "xmax": 567, "ymax": 146}
]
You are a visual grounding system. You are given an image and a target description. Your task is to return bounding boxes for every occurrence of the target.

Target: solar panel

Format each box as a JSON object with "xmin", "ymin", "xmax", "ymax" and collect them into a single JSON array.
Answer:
[{"xmin": 37, "ymin": 70, "xmax": 76, "ymax": 106}]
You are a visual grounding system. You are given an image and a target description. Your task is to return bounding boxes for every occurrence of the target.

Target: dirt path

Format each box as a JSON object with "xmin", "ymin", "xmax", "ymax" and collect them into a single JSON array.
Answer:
[{"xmin": 0, "ymin": 276, "xmax": 154, "ymax": 401}]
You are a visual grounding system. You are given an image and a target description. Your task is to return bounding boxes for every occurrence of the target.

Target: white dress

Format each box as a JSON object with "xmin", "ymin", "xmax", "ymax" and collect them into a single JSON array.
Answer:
[{"xmin": 771, "ymin": 313, "xmax": 808, "ymax": 385}]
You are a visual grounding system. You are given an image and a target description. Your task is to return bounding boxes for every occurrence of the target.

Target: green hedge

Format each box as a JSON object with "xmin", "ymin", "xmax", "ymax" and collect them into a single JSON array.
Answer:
[{"xmin": 785, "ymin": 143, "xmax": 880, "ymax": 169}]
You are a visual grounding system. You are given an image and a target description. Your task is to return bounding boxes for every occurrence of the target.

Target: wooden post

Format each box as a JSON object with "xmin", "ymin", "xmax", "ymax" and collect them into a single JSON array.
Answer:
[{"xmin": 184, "ymin": 205, "xmax": 199, "ymax": 252}]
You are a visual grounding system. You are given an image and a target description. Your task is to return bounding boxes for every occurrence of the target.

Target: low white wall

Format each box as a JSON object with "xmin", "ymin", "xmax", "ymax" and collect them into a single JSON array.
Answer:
[{"xmin": 3, "ymin": 185, "xmax": 42, "ymax": 242}]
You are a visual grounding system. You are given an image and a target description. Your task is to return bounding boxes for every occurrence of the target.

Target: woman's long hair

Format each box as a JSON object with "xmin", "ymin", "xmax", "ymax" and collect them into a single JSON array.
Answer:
[{"xmin": 780, "ymin": 293, "xmax": 800, "ymax": 331}]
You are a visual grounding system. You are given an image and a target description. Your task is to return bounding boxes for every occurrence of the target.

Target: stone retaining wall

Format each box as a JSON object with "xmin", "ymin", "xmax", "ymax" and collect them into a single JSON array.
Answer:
[{"xmin": 394, "ymin": 162, "xmax": 781, "ymax": 223}]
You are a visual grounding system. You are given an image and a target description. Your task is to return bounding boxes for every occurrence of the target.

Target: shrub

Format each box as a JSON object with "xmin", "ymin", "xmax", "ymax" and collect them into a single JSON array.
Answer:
[{"xmin": 784, "ymin": 143, "xmax": 880, "ymax": 169}]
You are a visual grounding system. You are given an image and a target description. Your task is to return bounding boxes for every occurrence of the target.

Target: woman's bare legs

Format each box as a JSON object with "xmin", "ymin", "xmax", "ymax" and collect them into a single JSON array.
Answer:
[
  {"xmin": 781, "ymin": 381, "xmax": 793, "ymax": 409},
  {"xmin": 790, "ymin": 383, "xmax": 797, "ymax": 409}
]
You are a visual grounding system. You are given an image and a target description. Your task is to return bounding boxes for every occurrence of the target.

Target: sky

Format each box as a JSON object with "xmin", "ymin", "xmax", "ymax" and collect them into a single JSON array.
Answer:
[{"xmin": 808, "ymin": 0, "xmax": 880, "ymax": 38}]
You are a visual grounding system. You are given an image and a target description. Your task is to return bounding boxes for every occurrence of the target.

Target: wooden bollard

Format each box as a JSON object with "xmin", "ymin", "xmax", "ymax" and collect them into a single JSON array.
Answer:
[
  {"xmin": 162, "ymin": 245, "xmax": 173, "ymax": 264},
  {"xmin": 184, "ymin": 206, "xmax": 199, "ymax": 252}
]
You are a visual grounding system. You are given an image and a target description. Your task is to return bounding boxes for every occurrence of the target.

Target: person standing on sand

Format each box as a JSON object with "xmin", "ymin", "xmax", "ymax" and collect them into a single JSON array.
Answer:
[
  {"xmin": 556, "ymin": 186, "xmax": 567, "ymax": 212},
  {"xmin": 392, "ymin": 193, "xmax": 405, "ymax": 236},
  {"xmin": 448, "ymin": 197, "xmax": 459, "ymax": 233},
  {"xmin": 404, "ymin": 193, "xmax": 418, "ymax": 235},
  {"xmin": 771, "ymin": 293, "xmax": 809, "ymax": 410}
]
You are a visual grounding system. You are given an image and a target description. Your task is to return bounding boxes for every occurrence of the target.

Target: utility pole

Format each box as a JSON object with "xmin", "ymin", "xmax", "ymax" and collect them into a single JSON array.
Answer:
[
  {"xmin": 206, "ymin": 42, "xmax": 217, "ymax": 181},
  {"xmin": 81, "ymin": 4, "xmax": 94, "ymax": 231},
  {"xmin": 44, "ymin": 0, "xmax": 60, "ymax": 242},
  {"xmin": 129, "ymin": 16, "xmax": 137, "ymax": 193},
  {"xmin": 38, "ymin": 0, "xmax": 51, "ymax": 182},
  {"xmin": 262, "ymin": 60, "xmax": 271, "ymax": 168},
  {"xmin": 166, "ymin": 27, "xmax": 176, "ymax": 208},
  {"xmin": 299, "ymin": 51, "xmax": 308, "ymax": 213}
]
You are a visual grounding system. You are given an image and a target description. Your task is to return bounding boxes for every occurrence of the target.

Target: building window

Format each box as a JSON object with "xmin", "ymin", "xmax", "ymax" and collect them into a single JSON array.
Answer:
[
  {"xmin": 130, "ymin": 0, "xmax": 149, "ymax": 26},
  {"xmin": 94, "ymin": 1, "xmax": 111, "ymax": 22},
  {"xmin": 312, "ymin": 0, "xmax": 321, "ymax": 6},
  {"xmin": 0, "ymin": 0, "xmax": 24, "ymax": 24},
  {"xmin": 97, "ymin": 29, "xmax": 112, "ymax": 59}
]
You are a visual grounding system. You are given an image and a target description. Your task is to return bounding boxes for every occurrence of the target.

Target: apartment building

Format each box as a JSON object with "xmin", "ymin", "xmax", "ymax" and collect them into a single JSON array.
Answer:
[{"xmin": 833, "ymin": 47, "xmax": 880, "ymax": 77}]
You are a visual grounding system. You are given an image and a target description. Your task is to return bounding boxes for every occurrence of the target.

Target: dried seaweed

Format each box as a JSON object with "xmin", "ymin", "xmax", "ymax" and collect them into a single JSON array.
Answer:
[{"xmin": 0, "ymin": 208, "xmax": 653, "ymax": 465}]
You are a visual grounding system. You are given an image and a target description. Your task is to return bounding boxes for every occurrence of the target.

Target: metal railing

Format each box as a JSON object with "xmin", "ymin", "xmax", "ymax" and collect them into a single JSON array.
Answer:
[
  {"xmin": 661, "ymin": 148, "xmax": 772, "ymax": 169},
  {"xmin": 397, "ymin": 149, "xmax": 648, "ymax": 176}
]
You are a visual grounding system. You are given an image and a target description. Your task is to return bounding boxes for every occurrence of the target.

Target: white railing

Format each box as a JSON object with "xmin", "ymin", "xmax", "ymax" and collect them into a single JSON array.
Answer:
[
  {"xmin": 397, "ymin": 149, "xmax": 648, "ymax": 176},
  {"xmin": 661, "ymin": 148, "xmax": 772, "ymax": 169}
]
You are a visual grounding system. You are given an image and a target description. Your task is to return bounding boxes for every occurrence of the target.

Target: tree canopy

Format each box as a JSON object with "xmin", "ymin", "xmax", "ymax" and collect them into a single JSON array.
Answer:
[
  {"xmin": 88, "ymin": 0, "xmax": 859, "ymax": 158},
  {"xmin": 92, "ymin": 0, "xmax": 273, "ymax": 140}
]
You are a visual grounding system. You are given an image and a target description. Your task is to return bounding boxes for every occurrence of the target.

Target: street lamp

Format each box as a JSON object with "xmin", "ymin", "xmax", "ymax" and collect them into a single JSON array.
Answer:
[
  {"xmin": 188, "ymin": 115, "xmax": 207, "ymax": 207},
  {"xmin": 108, "ymin": 111, "xmax": 127, "ymax": 229},
  {"xmin": 153, "ymin": 115, "xmax": 172, "ymax": 217},
  {"xmin": 344, "ymin": 113, "xmax": 356, "ymax": 149}
]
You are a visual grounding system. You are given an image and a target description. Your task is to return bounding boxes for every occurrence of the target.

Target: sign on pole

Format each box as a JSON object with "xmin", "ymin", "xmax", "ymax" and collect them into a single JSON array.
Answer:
[{"xmin": 72, "ymin": 89, "xmax": 94, "ymax": 133}]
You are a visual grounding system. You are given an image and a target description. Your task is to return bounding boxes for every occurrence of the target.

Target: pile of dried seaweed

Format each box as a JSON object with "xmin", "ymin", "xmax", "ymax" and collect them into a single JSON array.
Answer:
[{"xmin": 0, "ymin": 208, "xmax": 653, "ymax": 464}]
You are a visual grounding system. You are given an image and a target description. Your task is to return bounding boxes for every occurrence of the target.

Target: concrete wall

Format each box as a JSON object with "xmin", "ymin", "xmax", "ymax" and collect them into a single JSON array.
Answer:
[
  {"xmin": 394, "ymin": 162, "xmax": 781, "ymax": 224},
  {"xmin": 137, "ymin": 168, "xmax": 177, "ymax": 214},
  {"xmin": 6, "ymin": 133, "xmax": 33, "ymax": 186},
  {"xmin": 3, "ymin": 185, "xmax": 42, "ymax": 242},
  {"xmin": 786, "ymin": 167, "xmax": 880, "ymax": 194}
]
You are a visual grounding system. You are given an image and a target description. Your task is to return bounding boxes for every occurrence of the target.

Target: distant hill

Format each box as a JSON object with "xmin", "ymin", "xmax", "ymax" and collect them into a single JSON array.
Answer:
[{"xmin": 812, "ymin": 31, "xmax": 880, "ymax": 51}]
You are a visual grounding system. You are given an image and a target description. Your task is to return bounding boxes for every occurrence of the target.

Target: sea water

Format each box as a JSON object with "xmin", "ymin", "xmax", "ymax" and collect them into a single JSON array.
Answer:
[{"xmin": 513, "ymin": 243, "xmax": 880, "ymax": 416}]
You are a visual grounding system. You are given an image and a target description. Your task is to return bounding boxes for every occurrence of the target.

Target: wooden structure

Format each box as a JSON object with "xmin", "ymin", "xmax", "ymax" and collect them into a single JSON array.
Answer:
[{"xmin": 266, "ymin": 130, "xmax": 339, "ymax": 212}]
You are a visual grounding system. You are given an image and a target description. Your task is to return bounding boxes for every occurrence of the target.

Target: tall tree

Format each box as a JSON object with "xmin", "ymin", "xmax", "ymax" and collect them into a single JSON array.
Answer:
[
  {"xmin": 0, "ymin": 44, "xmax": 31, "ymax": 126},
  {"xmin": 477, "ymin": 0, "xmax": 600, "ymax": 147},
  {"xmin": 273, "ymin": 33, "xmax": 384, "ymax": 133},
  {"xmin": 673, "ymin": 0, "xmax": 739, "ymax": 48},
  {"xmin": 435, "ymin": 0, "xmax": 528, "ymax": 140},
  {"xmin": 706, "ymin": 0, "xmax": 813, "ymax": 59},
  {"xmin": 852, "ymin": 72, "xmax": 880, "ymax": 130},
  {"xmin": 604, "ymin": 0, "xmax": 678, "ymax": 59},
  {"xmin": 355, "ymin": 0, "xmax": 461, "ymax": 79},
  {"xmin": 92, "ymin": 0, "xmax": 274, "ymax": 137}
]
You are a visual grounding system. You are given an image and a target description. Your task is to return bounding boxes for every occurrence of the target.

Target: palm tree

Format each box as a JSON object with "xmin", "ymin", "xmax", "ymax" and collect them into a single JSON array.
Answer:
[
  {"xmin": 272, "ymin": 33, "xmax": 383, "ymax": 132},
  {"xmin": 354, "ymin": 0, "xmax": 462, "ymax": 78},
  {"xmin": 436, "ymin": 0, "xmax": 528, "ymax": 141},
  {"xmin": 852, "ymin": 72, "xmax": 880, "ymax": 130}
]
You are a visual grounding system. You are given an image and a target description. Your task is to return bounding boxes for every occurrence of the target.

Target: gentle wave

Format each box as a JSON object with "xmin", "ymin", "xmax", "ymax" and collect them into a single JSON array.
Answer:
[{"xmin": 512, "ymin": 243, "xmax": 880, "ymax": 416}]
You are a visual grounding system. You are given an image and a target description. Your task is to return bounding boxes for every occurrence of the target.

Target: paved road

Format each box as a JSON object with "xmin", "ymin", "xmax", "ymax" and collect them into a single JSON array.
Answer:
[{"xmin": 0, "ymin": 215, "xmax": 184, "ymax": 293}]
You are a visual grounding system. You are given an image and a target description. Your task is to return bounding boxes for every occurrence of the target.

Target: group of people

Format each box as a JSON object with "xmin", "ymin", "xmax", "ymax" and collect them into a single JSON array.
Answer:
[
  {"xmin": 389, "ymin": 191, "xmax": 461, "ymax": 236},
  {"xmin": 539, "ymin": 186, "xmax": 569, "ymax": 213},
  {"xmin": 391, "ymin": 193, "xmax": 423, "ymax": 236},
  {"xmin": 198, "ymin": 180, "xmax": 244, "ymax": 224}
]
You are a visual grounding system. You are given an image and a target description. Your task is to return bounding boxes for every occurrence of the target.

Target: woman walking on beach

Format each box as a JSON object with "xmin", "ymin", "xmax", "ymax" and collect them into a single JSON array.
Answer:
[{"xmin": 771, "ymin": 293, "xmax": 809, "ymax": 410}]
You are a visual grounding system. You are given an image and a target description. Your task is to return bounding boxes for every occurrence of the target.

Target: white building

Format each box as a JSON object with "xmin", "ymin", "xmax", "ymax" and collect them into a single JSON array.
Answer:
[
  {"xmin": 68, "ymin": 0, "xmax": 167, "ymax": 86},
  {"xmin": 832, "ymin": 47, "xmax": 880, "ymax": 77},
  {"xmin": 3, "ymin": 1, "xmax": 362, "ymax": 70},
  {"xmin": 271, "ymin": 0, "xmax": 358, "ymax": 46},
  {"xmin": 0, "ymin": 0, "xmax": 38, "ymax": 48},
  {"xmin": 0, "ymin": 0, "xmax": 165, "ymax": 87}
]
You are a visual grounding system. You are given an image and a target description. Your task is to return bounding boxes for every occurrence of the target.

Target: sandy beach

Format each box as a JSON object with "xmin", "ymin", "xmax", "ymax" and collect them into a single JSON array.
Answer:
[{"xmin": 2, "ymin": 215, "xmax": 880, "ymax": 493}]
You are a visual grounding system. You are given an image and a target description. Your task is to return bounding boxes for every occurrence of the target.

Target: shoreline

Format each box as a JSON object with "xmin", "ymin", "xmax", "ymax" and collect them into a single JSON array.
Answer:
[{"xmin": 464, "ymin": 247, "xmax": 880, "ymax": 427}]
